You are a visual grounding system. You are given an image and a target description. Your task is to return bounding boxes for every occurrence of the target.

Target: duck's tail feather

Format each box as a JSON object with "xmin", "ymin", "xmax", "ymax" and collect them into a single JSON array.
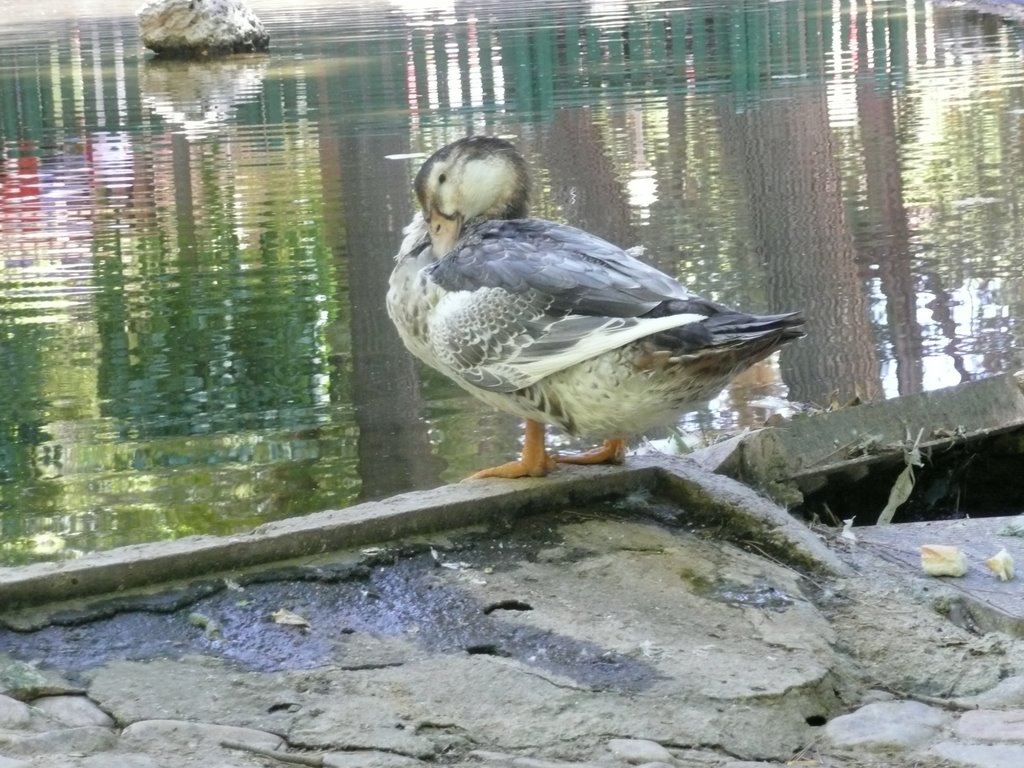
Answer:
[
  {"xmin": 649, "ymin": 309, "xmax": 805, "ymax": 357},
  {"xmin": 706, "ymin": 310, "xmax": 806, "ymax": 347}
]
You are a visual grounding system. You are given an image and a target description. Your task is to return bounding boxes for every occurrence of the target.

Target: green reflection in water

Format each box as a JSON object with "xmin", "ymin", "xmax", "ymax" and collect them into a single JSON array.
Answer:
[{"xmin": 0, "ymin": 0, "xmax": 1023, "ymax": 563}]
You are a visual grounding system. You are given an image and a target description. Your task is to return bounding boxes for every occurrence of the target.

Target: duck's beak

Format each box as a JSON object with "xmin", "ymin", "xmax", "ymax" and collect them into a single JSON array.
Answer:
[{"xmin": 426, "ymin": 207, "xmax": 463, "ymax": 256}]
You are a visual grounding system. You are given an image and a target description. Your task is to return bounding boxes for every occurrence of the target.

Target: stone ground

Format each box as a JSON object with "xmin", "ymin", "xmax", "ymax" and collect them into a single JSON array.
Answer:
[{"xmin": 1, "ymin": 484, "xmax": 1024, "ymax": 768}]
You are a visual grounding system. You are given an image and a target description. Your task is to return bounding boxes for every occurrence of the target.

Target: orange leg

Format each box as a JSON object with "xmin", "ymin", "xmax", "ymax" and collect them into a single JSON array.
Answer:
[
  {"xmin": 555, "ymin": 438, "xmax": 626, "ymax": 466},
  {"xmin": 469, "ymin": 419, "xmax": 557, "ymax": 479}
]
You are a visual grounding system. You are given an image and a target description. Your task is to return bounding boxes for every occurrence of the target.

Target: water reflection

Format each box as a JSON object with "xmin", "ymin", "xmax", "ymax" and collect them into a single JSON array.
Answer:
[
  {"xmin": 1, "ymin": 0, "xmax": 1023, "ymax": 563},
  {"xmin": 140, "ymin": 58, "xmax": 271, "ymax": 139}
]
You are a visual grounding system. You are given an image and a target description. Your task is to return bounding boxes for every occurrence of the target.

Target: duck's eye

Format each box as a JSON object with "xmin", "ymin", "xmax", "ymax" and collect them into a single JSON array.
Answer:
[
  {"xmin": 434, "ymin": 223, "xmax": 442, "ymax": 234},
  {"xmin": 438, "ymin": 173, "xmax": 447, "ymax": 184}
]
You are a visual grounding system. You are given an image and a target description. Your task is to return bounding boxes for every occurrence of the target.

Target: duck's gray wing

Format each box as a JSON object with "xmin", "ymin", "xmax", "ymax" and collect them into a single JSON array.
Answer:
[
  {"xmin": 428, "ymin": 219, "xmax": 700, "ymax": 317},
  {"xmin": 425, "ymin": 219, "xmax": 713, "ymax": 392}
]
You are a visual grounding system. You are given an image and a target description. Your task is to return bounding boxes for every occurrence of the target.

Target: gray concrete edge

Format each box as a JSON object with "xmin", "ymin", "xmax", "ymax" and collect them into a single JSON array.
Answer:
[{"xmin": 0, "ymin": 456, "xmax": 847, "ymax": 613}]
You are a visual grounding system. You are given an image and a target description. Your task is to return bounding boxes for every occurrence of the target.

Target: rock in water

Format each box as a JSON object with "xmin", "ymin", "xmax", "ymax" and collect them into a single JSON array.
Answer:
[{"xmin": 138, "ymin": 0, "xmax": 269, "ymax": 58}]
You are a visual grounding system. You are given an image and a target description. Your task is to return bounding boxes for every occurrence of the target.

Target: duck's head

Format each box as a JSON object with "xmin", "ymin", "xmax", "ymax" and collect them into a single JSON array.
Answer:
[{"xmin": 414, "ymin": 136, "xmax": 530, "ymax": 255}]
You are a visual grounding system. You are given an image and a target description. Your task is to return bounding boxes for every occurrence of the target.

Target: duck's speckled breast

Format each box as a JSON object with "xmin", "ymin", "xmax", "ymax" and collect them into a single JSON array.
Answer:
[{"xmin": 386, "ymin": 215, "xmax": 446, "ymax": 370}]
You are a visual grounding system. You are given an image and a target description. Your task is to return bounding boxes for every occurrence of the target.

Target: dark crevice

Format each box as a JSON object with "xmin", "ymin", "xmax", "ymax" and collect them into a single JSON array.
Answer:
[
  {"xmin": 482, "ymin": 599, "xmax": 533, "ymax": 615},
  {"xmin": 465, "ymin": 643, "xmax": 511, "ymax": 657},
  {"xmin": 336, "ymin": 662, "xmax": 406, "ymax": 672},
  {"xmin": 267, "ymin": 702, "xmax": 301, "ymax": 714}
]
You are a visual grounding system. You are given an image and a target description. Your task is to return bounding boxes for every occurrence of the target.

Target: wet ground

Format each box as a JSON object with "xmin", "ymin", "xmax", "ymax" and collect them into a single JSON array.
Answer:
[{"xmin": 3, "ymin": 507, "xmax": 678, "ymax": 689}]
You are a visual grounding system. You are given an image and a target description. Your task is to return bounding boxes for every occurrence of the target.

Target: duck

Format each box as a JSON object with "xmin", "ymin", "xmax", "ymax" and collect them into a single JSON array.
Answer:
[{"xmin": 386, "ymin": 136, "xmax": 804, "ymax": 479}]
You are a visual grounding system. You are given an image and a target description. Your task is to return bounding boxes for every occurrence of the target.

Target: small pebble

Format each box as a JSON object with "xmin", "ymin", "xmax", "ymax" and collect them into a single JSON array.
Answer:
[
  {"xmin": 607, "ymin": 738, "xmax": 674, "ymax": 764},
  {"xmin": 32, "ymin": 694, "xmax": 114, "ymax": 727},
  {"xmin": 324, "ymin": 750, "xmax": 427, "ymax": 767},
  {"xmin": 0, "ymin": 726, "xmax": 117, "ymax": 756},
  {"xmin": 824, "ymin": 700, "xmax": 947, "ymax": 752},
  {"xmin": 121, "ymin": 719, "xmax": 284, "ymax": 750},
  {"xmin": 956, "ymin": 709, "xmax": 1024, "ymax": 743},
  {"xmin": 964, "ymin": 676, "xmax": 1024, "ymax": 709},
  {"xmin": 81, "ymin": 755, "xmax": 162, "ymax": 768},
  {"xmin": 930, "ymin": 741, "xmax": 1024, "ymax": 768},
  {"xmin": 0, "ymin": 695, "xmax": 32, "ymax": 728}
]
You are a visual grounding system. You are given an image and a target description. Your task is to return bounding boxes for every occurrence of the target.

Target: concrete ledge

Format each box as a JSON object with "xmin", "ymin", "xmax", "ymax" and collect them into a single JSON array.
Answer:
[
  {"xmin": 689, "ymin": 372, "xmax": 1024, "ymax": 506},
  {"xmin": 0, "ymin": 456, "xmax": 845, "ymax": 612}
]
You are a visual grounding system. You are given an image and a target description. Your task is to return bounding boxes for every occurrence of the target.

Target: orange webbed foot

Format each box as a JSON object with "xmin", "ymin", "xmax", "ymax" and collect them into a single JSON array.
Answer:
[
  {"xmin": 468, "ymin": 456, "xmax": 557, "ymax": 479},
  {"xmin": 554, "ymin": 438, "xmax": 626, "ymax": 466},
  {"xmin": 467, "ymin": 419, "xmax": 557, "ymax": 479}
]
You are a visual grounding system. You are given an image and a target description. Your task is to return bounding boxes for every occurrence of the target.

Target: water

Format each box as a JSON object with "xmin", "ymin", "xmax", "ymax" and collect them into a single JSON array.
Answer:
[{"xmin": 1, "ymin": 0, "xmax": 1023, "ymax": 564}]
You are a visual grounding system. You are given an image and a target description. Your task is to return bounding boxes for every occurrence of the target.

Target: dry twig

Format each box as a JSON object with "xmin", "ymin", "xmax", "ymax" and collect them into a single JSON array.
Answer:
[
  {"xmin": 878, "ymin": 687, "xmax": 980, "ymax": 712},
  {"xmin": 219, "ymin": 739, "xmax": 324, "ymax": 766}
]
